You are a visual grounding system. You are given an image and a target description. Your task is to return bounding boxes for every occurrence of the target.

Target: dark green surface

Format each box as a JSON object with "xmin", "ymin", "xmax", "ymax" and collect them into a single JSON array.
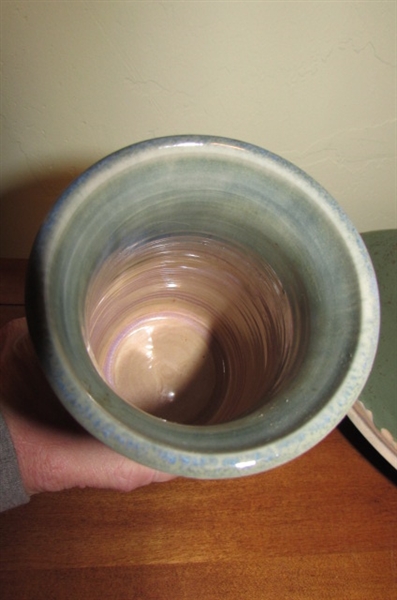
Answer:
[{"xmin": 361, "ymin": 230, "xmax": 397, "ymax": 441}]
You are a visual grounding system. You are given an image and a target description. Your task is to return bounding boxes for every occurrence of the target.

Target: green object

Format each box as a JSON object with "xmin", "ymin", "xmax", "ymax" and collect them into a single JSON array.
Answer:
[
  {"xmin": 361, "ymin": 230, "xmax": 397, "ymax": 441},
  {"xmin": 25, "ymin": 136, "xmax": 380, "ymax": 478}
]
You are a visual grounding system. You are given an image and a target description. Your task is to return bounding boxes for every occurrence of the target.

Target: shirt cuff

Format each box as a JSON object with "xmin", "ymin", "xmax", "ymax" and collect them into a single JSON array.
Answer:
[{"xmin": 0, "ymin": 409, "xmax": 30, "ymax": 512}]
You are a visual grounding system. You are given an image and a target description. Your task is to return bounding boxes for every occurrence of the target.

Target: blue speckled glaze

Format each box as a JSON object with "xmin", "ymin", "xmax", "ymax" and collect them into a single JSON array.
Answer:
[{"xmin": 25, "ymin": 135, "xmax": 380, "ymax": 478}]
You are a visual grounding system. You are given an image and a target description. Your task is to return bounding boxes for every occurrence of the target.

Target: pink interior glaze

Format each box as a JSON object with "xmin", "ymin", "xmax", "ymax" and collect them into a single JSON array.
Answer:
[{"xmin": 84, "ymin": 235, "xmax": 301, "ymax": 425}]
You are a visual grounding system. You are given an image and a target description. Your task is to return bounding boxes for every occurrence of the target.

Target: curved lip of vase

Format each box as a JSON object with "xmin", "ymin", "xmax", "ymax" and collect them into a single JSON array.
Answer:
[{"xmin": 26, "ymin": 134, "xmax": 380, "ymax": 479}]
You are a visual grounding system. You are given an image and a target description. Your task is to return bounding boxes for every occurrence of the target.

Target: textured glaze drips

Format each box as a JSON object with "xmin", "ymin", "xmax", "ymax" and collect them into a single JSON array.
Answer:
[{"xmin": 85, "ymin": 235, "xmax": 302, "ymax": 424}]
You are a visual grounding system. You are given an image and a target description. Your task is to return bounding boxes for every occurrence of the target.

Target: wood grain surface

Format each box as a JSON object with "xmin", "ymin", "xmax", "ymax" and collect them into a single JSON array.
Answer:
[{"xmin": 0, "ymin": 259, "xmax": 396, "ymax": 600}]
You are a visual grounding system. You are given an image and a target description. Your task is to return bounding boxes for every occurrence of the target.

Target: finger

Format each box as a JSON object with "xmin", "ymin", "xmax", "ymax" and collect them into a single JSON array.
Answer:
[{"xmin": 28, "ymin": 432, "xmax": 176, "ymax": 493}]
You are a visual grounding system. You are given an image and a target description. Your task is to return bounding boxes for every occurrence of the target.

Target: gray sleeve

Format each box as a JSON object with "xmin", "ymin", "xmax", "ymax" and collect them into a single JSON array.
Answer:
[{"xmin": 0, "ymin": 409, "xmax": 30, "ymax": 512}]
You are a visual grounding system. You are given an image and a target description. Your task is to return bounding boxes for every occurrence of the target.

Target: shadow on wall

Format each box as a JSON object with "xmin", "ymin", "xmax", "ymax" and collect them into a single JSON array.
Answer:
[{"xmin": 0, "ymin": 164, "xmax": 92, "ymax": 259}]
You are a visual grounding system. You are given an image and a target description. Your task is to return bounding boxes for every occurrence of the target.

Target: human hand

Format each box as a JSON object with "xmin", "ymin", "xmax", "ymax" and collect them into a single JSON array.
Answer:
[{"xmin": 0, "ymin": 318, "xmax": 175, "ymax": 496}]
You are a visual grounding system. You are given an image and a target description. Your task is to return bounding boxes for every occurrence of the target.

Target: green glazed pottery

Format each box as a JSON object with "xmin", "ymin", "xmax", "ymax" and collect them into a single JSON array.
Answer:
[
  {"xmin": 348, "ymin": 230, "xmax": 396, "ymax": 468},
  {"xmin": 26, "ymin": 135, "xmax": 380, "ymax": 478}
]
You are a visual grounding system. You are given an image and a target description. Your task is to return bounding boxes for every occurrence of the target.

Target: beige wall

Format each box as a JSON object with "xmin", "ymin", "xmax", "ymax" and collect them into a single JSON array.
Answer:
[{"xmin": 1, "ymin": 1, "xmax": 396, "ymax": 258}]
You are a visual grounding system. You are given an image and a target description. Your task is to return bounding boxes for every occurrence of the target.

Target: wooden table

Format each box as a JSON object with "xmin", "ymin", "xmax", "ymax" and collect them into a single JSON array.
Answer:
[{"xmin": 1, "ymin": 259, "xmax": 396, "ymax": 600}]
